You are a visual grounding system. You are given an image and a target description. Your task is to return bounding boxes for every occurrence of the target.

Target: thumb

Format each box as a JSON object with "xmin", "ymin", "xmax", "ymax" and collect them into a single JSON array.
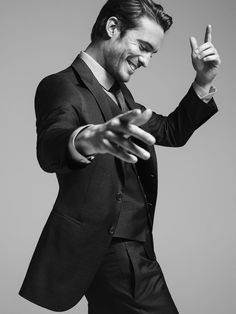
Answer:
[{"xmin": 189, "ymin": 36, "xmax": 198, "ymax": 53}]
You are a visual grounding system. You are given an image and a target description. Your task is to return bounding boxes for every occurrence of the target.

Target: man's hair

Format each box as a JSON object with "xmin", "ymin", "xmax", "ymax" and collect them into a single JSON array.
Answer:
[{"xmin": 91, "ymin": 0, "xmax": 173, "ymax": 42}]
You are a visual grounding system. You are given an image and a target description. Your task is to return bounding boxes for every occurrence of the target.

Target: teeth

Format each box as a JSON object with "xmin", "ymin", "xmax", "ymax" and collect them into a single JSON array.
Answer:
[{"xmin": 128, "ymin": 61, "xmax": 136, "ymax": 71}]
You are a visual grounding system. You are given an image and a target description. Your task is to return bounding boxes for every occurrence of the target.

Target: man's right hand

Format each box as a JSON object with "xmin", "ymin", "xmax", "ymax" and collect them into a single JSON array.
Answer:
[{"xmin": 74, "ymin": 109, "xmax": 155, "ymax": 163}]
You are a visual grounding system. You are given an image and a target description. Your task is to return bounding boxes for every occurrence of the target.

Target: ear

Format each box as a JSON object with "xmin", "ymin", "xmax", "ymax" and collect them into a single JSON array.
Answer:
[{"xmin": 106, "ymin": 17, "xmax": 120, "ymax": 38}]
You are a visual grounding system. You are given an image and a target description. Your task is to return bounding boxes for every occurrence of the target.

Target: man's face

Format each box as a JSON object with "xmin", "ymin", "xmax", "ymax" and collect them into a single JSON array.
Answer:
[{"xmin": 104, "ymin": 16, "xmax": 165, "ymax": 82}]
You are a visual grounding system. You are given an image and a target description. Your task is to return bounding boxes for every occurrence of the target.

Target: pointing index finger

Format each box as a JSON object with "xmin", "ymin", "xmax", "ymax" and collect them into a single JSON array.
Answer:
[
  {"xmin": 118, "ymin": 109, "xmax": 141, "ymax": 123},
  {"xmin": 204, "ymin": 24, "xmax": 212, "ymax": 43},
  {"xmin": 119, "ymin": 108, "xmax": 152, "ymax": 126}
]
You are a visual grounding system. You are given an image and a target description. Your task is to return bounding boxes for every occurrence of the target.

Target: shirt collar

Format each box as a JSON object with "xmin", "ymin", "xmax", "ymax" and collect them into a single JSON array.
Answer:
[{"xmin": 79, "ymin": 51, "xmax": 114, "ymax": 91}]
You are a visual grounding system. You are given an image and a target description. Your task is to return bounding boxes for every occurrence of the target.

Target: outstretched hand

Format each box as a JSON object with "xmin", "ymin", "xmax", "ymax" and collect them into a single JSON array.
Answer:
[
  {"xmin": 190, "ymin": 25, "xmax": 221, "ymax": 89},
  {"xmin": 75, "ymin": 109, "xmax": 156, "ymax": 163}
]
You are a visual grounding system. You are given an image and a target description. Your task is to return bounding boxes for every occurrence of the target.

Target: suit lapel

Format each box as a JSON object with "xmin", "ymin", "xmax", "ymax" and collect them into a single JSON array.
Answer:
[
  {"xmin": 120, "ymin": 82, "xmax": 138, "ymax": 111},
  {"xmin": 120, "ymin": 82, "xmax": 149, "ymax": 133},
  {"xmin": 71, "ymin": 55, "xmax": 126, "ymax": 183},
  {"xmin": 71, "ymin": 56, "xmax": 114, "ymax": 122}
]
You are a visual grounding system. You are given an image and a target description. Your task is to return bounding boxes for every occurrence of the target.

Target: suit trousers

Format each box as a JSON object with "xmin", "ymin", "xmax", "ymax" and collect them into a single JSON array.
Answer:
[{"xmin": 85, "ymin": 237, "xmax": 179, "ymax": 314}]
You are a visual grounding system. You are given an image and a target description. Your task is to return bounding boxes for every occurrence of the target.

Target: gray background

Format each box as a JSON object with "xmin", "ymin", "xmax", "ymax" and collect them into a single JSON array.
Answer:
[{"xmin": 1, "ymin": 0, "xmax": 235, "ymax": 313}]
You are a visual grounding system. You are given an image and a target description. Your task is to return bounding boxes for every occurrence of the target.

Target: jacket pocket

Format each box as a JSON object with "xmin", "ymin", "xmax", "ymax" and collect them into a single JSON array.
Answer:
[{"xmin": 53, "ymin": 210, "xmax": 84, "ymax": 227}]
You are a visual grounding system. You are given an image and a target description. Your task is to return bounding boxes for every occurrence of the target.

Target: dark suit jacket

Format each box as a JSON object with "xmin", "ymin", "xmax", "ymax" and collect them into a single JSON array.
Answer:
[{"xmin": 19, "ymin": 55, "xmax": 218, "ymax": 311}]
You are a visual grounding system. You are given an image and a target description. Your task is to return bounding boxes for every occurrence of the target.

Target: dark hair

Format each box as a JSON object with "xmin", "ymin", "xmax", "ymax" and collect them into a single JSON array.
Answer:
[{"xmin": 91, "ymin": 0, "xmax": 173, "ymax": 42}]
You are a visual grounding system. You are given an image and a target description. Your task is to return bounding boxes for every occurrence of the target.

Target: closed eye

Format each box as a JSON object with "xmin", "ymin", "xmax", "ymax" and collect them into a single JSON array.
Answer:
[
  {"xmin": 138, "ymin": 40, "xmax": 158, "ymax": 55},
  {"xmin": 139, "ymin": 44, "xmax": 146, "ymax": 52}
]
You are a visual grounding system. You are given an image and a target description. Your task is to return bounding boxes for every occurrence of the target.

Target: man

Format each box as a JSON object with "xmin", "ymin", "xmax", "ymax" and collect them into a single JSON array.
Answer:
[{"xmin": 19, "ymin": 0, "xmax": 221, "ymax": 313}]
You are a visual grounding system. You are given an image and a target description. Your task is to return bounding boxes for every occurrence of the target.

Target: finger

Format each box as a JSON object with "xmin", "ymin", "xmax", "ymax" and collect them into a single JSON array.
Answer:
[
  {"xmin": 119, "ymin": 108, "xmax": 152, "ymax": 126},
  {"xmin": 108, "ymin": 109, "xmax": 155, "ymax": 145},
  {"xmin": 190, "ymin": 36, "xmax": 198, "ymax": 53},
  {"xmin": 202, "ymin": 55, "xmax": 221, "ymax": 64},
  {"xmin": 118, "ymin": 109, "xmax": 142, "ymax": 124},
  {"xmin": 124, "ymin": 124, "xmax": 155, "ymax": 145},
  {"xmin": 204, "ymin": 24, "xmax": 212, "ymax": 43},
  {"xmin": 108, "ymin": 109, "xmax": 142, "ymax": 129},
  {"xmin": 130, "ymin": 109, "xmax": 153, "ymax": 126},
  {"xmin": 108, "ymin": 120, "xmax": 155, "ymax": 145},
  {"xmin": 197, "ymin": 42, "xmax": 213, "ymax": 53},
  {"xmin": 105, "ymin": 131, "xmax": 150, "ymax": 160},
  {"xmin": 102, "ymin": 138, "xmax": 138, "ymax": 163},
  {"xmin": 197, "ymin": 47, "xmax": 217, "ymax": 60}
]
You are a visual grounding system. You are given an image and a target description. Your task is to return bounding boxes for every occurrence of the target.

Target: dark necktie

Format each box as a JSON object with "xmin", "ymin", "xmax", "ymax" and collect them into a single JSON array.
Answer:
[{"xmin": 109, "ymin": 81, "xmax": 128, "ymax": 112}]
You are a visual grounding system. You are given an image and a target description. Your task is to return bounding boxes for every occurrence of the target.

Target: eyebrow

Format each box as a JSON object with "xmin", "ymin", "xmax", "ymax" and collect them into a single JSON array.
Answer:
[{"xmin": 138, "ymin": 40, "xmax": 158, "ymax": 54}]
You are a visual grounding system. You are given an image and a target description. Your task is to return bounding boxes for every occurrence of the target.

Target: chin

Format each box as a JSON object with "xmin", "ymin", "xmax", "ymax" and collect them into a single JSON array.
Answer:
[
  {"xmin": 121, "ymin": 77, "xmax": 130, "ymax": 83},
  {"xmin": 117, "ymin": 72, "xmax": 131, "ymax": 83}
]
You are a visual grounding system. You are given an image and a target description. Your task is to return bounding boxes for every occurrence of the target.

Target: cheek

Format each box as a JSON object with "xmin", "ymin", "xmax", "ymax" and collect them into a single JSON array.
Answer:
[{"xmin": 114, "ymin": 52, "xmax": 128, "ymax": 71}]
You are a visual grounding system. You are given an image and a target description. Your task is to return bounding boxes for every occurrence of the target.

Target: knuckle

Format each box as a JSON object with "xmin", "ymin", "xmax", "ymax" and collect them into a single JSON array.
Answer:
[
  {"xmin": 109, "ymin": 118, "xmax": 119, "ymax": 128},
  {"xmin": 125, "ymin": 124, "xmax": 132, "ymax": 133},
  {"xmin": 105, "ymin": 130, "xmax": 113, "ymax": 138},
  {"xmin": 102, "ymin": 138, "xmax": 109, "ymax": 146}
]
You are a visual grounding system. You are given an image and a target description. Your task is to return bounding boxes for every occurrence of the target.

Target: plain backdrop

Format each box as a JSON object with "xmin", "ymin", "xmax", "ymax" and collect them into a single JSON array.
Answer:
[{"xmin": 1, "ymin": 0, "xmax": 235, "ymax": 313}]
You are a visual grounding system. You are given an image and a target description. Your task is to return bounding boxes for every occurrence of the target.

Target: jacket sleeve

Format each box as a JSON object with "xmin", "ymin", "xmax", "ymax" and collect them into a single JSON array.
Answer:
[
  {"xmin": 146, "ymin": 85, "xmax": 218, "ymax": 147},
  {"xmin": 35, "ymin": 74, "xmax": 87, "ymax": 173}
]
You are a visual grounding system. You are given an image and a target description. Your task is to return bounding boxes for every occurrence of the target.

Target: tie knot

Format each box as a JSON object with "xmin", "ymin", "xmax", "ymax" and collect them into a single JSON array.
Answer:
[{"xmin": 109, "ymin": 81, "xmax": 121, "ymax": 94}]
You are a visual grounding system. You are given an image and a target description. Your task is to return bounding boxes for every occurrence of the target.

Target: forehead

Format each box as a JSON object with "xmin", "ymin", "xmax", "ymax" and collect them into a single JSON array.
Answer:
[{"xmin": 127, "ymin": 16, "xmax": 164, "ymax": 50}]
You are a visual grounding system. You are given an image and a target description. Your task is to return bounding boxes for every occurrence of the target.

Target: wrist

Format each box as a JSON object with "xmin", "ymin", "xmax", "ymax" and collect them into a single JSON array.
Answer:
[
  {"xmin": 194, "ymin": 76, "xmax": 213, "ymax": 93},
  {"xmin": 74, "ymin": 125, "xmax": 98, "ymax": 156}
]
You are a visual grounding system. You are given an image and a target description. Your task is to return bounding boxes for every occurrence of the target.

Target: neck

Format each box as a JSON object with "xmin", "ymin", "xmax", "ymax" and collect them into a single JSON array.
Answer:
[{"xmin": 85, "ymin": 41, "xmax": 106, "ymax": 69}]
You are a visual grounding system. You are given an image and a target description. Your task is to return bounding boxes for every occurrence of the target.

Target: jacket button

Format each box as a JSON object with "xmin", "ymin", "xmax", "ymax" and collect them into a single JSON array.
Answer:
[
  {"xmin": 147, "ymin": 203, "xmax": 153, "ymax": 208},
  {"xmin": 109, "ymin": 226, "xmax": 115, "ymax": 235},
  {"xmin": 150, "ymin": 174, "xmax": 155, "ymax": 178},
  {"xmin": 116, "ymin": 192, "xmax": 123, "ymax": 201}
]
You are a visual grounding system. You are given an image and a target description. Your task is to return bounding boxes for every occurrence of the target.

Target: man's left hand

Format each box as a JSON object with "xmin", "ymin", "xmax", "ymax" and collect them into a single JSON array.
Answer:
[{"xmin": 190, "ymin": 25, "xmax": 221, "ymax": 90}]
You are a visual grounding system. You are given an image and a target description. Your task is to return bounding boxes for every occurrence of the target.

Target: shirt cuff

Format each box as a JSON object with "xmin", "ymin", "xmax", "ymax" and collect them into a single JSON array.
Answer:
[
  {"xmin": 192, "ymin": 81, "xmax": 217, "ymax": 103},
  {"xmin": 68, "ymin": 124, "xmax": 96, "ymax": 164}
]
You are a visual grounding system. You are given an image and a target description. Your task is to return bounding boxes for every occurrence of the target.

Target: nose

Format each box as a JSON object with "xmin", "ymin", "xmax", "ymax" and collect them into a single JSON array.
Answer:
[{"xmin": 139, "ymin": 53, "xmax": 151, "ymax": 68}]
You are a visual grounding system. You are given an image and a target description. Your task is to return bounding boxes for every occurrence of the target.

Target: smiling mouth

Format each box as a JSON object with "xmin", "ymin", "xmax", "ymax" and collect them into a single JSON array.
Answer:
[{"xmin": 127, "ymin": 60, "xmax": 137, "ymax": 73}]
